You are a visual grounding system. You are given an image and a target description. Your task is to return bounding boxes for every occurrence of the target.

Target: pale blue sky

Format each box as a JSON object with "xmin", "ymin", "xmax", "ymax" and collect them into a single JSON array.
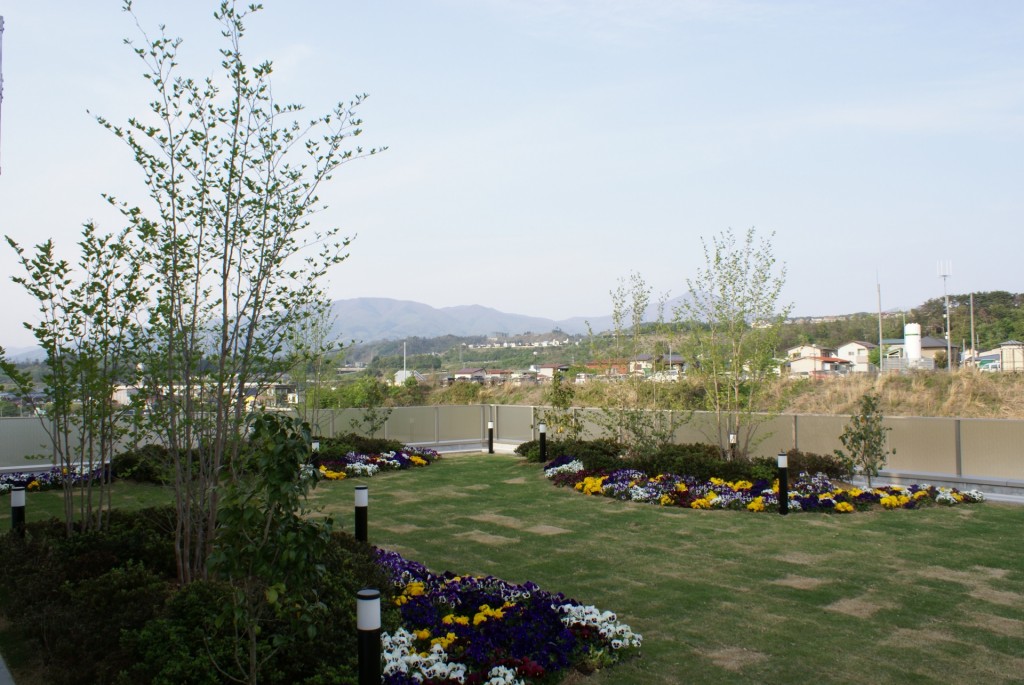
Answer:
[{"xmin": 1, "ymin": 1, "xmax": 1021, "ymax": 348}]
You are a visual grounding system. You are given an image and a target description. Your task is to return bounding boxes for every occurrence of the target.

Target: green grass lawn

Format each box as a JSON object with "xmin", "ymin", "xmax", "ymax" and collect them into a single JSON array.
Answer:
[
  {"xmin": 3, "ymin": 455, "xmax": 1022, "ymax": 684},
  {"xmin": 315, "ymin": 454, "xmax": 1024, "ymax": 685}
]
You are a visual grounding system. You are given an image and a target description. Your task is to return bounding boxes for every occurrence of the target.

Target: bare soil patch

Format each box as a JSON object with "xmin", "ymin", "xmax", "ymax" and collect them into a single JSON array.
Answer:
[
  {"xmin": 915, "ymin": 565, "xmax": 1021, "ymax": 607},
  {"xmin": 825, "ymin": 594, "xmax": 885, "ymax": 619},
  {"xmin": 380, "ymin": 524, "xmax": 423, "ymax": 535},
  {"xmin": 468, "ymin": 513, "xmax": 524, "ymax": 529},
  {"xmin": 456, "ymin": 530, "xmax": 519, "ymax": 546},
  {"xmin": 969, "ymin": 586, "xmax": 1023, "ymax": 608},
  {"xmin": 525, "ymin": 524, "xmax": 571, "ymax": 536},
  {"xmin": 884, "ymin": 627, "xmax": 961, "ymax": 648},
  {"xmin": 502, "ymin": 477, "xmax": 527, "ymax": 485},
  {"xmin": 700, "ymin": 646, "xmax": 768, "ymax": 672},
  {"xmin": 771, "ymin": 574, "xmax": 827, "ymax": 590},
  {"xmin": 971, "ymin": 614, "xmax": 1024, "ymax": 639},
  {"xmin": 387, "ymin": 490, "xmax": 427, "ymax": 504},
  {"xmin": 774, "ymin": 552, "xmax": 830, "ymax": 566}
]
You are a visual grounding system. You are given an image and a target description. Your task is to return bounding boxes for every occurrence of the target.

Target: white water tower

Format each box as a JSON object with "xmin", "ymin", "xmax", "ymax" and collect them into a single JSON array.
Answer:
[{"xmin": 904, "ymin": 323, "xmax": 922, "ymax": 362}]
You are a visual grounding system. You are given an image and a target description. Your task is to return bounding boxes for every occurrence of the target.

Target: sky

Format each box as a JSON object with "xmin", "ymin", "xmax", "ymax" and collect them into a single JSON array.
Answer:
[{"xmin": 0, "ymin": 0, "xmax": 1022, "ymax": 348}]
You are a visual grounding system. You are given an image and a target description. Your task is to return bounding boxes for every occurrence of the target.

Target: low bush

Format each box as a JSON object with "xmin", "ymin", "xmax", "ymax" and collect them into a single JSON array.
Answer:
[
  {"xmin": 0, "ymin": 509, "xmax": 393, "ymax": 685},
  {"xmin": 110, "ymin": 444, "xmax": 171, "ymax": 484},
  {"xmin": 538, "ymin": 441, "xmax": 846, "ymax": 484},
  {"xmin": 785, "ymin": 448, "xmax": 848, "ymax": 480},
  {"xmin": 629, "ymin": 442, "xmax": 722, "ymax": 480},
  {"xmin": 518, "ymin": 438, "xmax": 623, "ymax": 469},
  {"xmin": 314, "ymin": 432, "xmax": 406, "ymax": 460}
]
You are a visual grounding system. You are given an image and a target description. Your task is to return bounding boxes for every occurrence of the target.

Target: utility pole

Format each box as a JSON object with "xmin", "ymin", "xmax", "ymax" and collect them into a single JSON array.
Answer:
[
  {"xmin": 969, "ymin": 293, "xmax": 976, "ymax": 367},
  {"xmin": 938, "ymin": 261, "xmax": 952, "ymax": 371},
  {"xmin": 1, "ymin": 15, "xmax": 6, "ymax": 176},
  {"xmin": 876, "ymin": 274, "xmax": 883, "ymax": 372}
]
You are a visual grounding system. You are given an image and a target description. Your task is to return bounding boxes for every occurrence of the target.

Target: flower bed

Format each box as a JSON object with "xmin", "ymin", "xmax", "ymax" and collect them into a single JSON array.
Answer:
[
  {"xmin": 314, "ymin": 447, "xmax": 440, "ymax": 480},
  {"xmin": 0, "ymin": 466, "xmax": 108, "ymax": 494},
  {"xmin": 543, "ymin": 456, "xmax": 986, "ymax": 513},
  {"xmin": 377, "ymin": 550, "xmax": 641, "ymax": 684}
]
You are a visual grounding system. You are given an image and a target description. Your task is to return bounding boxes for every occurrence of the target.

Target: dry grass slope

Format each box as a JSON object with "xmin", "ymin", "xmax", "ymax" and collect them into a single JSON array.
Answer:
[{"xmin": 426, "ymin": 369, "xmax": 1024, "ymax": 419}]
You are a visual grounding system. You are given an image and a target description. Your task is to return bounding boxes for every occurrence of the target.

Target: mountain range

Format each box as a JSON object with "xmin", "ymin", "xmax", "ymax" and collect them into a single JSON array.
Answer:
[
  {"xmin": 328, "ymin": 298, "xmax": 616, "ymax": 343},
  {"xmin": 2, "ymin": 296, "xmax": 676, "ymax": 361}
]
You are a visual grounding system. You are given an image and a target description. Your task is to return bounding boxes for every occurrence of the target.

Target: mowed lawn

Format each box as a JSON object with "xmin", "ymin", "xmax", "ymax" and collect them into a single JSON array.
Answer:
[
  {"xmin": 4, "ymin": 455, "xmax": 1022, "ymax": 684},
  {"xmin": 313, "ymin": 454, "xmax": 1024, "ymax": 685}
]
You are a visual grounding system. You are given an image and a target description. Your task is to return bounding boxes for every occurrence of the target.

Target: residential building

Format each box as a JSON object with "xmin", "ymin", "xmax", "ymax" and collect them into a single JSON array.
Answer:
[
  {"xmin": 453, "ymin": 368, "xmax": 487, "ymax": 382},
  {"xmin": 785, "ymin": 344, "xmax": 848, "ymax": 376},
  {"xmin": 999, "ymin": 340, "xmax": 1024, "ymax": 372},
  {"xmin": 837, "ymin": 341, "xmax": 877, "ymax": 373}
]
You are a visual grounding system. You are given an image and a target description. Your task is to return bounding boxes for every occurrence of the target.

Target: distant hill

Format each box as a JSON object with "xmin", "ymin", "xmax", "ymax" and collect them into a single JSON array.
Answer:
[{"xmin": 328, "ymin": 298, "xmax": 617, "ymax": 343}]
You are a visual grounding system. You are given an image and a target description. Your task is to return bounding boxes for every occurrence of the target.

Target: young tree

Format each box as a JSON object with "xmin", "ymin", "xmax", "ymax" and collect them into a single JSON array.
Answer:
[
  {"xmin": 347, "ymin": 375, "xmax": 393, "ymax": 437},
  {"xmin": 208, "ymin": 413, "xmax": 332, "ymax": 685},
  {"xmin": 6, "ymin": 225, "xmax": 145, "ymax": 535},
  {"xmin": 287, "ymin": 304, "xmax": 342, "ymax": 436},
  {"xmin": 675, "ymin": 228, "xmax": 791, "ymax": 459},
  {"xmin": 100, "ymin": 1, "xmax": 381, "ymax": 582},
  {"xmin": 593, "ymin": 272, "xmax": 677, "ymax": 459},
  {"xmin": 835, "ymin": 392, "xmax": 894, "ymax": 486},
  {"xmin": 537, "ymin": 370, "xmax": 582, "ymax": 441}
]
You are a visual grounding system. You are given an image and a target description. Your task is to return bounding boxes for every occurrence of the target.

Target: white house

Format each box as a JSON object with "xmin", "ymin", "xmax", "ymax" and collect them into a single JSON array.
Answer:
[
  {"xmin": 837, "ymin": 341, "xmax": 877, "ymax": 373},
  {"xmin": 787, "ymin": 344, "xmax": 836, "ymax": 360},
  {"xmin": 785, "ymin": 344, "xmax": 848, "ymax": 376},
  {"xmin": 394, "ymin": 370, "xmax": 427, "ymax": 385}
]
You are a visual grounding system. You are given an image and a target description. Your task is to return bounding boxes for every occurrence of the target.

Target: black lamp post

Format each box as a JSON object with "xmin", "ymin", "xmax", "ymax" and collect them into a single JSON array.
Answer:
[
  {"xmin": 538, "ymin": 422, "xmax": 547, "ymax": 463},
  {"xmin": 777, "ymin": 452, "xmax": 789, "ymax": 516},
  {"xmin": 354, "ymin": 485, "xmax": 368, "ymax": 542},
  {"xmin": 356, "ymin": 588, "xmax": 381, "ymax": 685},
  {"xmin": 10, "ymin": 486, "xmax": 25, "ymax": 537}
]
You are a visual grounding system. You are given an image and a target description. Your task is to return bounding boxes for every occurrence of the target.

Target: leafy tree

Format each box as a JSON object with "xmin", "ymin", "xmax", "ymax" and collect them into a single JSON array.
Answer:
[
  {"xmin": 675, "ymin": 228, "xmax": 791, "ymax": 459},
  {"xmin": 348, "ymin": 375, "xmax": 393, "ymax": 437},
  {"xmin": 834, "ymin": 392, "xmax": 894, "ymax": 486},
  {"xmin": 538, "ymin": 371, "xmax": 582, "ymax": 441},
  {"xmin": 5, "ymin": 225, "xmax": 145, "ymax": 535},
  {"xmin": 97, "ymin": 1, "xmax": 380, "ymax": 582},
  {"xmin": 287, "ymin": 305, "xmax": 341, "ymax": 435},
  {"xmin": 592, "ymin": 272, "xmax": 678, "ymax": 459},
  {"xmin": 209, "ymin": 413, "xmax": 332, "ymax": 685}
]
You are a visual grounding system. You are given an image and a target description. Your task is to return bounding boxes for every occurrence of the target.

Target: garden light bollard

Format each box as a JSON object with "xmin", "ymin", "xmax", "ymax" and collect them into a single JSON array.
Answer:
[
  {"xmin": 488, "ymin": 420, "xmax": 494, "ymax": 454},
  {"xmin": 729, "ymin": 433, "xmax": 737, "ymax": 460},
  {"xmin": 356, "ymin": 588, "xmax": 381, "ymax": 685},
  {"xmin": 311, "ymin": 440, "xmax": 320, "ymax": 453},
  {"xmin": 777, "ymin": 452, "xmax": 789, "ymax": 516},
  {"xmin": 354, "ymin": 485, "xmax": 369, "ymax": 542},
  {"xmin": 10, "ymin": 486, "xmax": 25, "ymax": 537},
  {"xmin": 539, "ymin": 422, "xmax": 547, "ymax": 462}
]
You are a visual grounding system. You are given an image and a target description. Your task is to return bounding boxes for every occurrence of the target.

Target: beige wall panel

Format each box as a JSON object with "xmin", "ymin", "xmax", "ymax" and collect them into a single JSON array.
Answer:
[
  {"xmin": 790, "ymin": 415, "xmax": 848, "ymax": 457},
  {"xmin": 387, "ymin": 406, "xmax": 440, "ymax": 444},
  {"xmin": 494, "ymin": 405, "xmax": 536, "ymax": 443},
  {"xmin": 885, "ymin": 417, "xmax": 957, "ymax": 474},
  {"xmin": 959, "ymin": 419, "xmax": 1024, "ymax": 480}
]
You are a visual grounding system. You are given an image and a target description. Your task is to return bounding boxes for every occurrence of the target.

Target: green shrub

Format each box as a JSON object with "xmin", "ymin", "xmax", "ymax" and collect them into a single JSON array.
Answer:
[
  {"xmin": 632, "ymin": 443, "xmax": 724, "ymax": 481},
  {"xmin": 0, "ymin": 514, "xmax": 177, "ymax": 685},
  {"xmin": 314, "ymin": 432, "xmax": 405, "ymax": 460},
  {"xmin": 123, "ymin": 533, "xmax": 395, "ymax": 685},
  {"xmin": 519, "ymin": 438, "xmax": 623, "ymax": 470},
  {"xmin": 111, "ymin": 444, "xmax": 171, "ymax": 484},
  {"xmin": 749, "ymin": 457, "xmax": 778, "ymax": 483},
  {"xmin": 55, "ymin": 562, "xmax": 173, "ymax": 685},
  {"xmin": 785, "ymin": 448, "xmax": 847, "ymax": 480},
  {"xmin": 119, "ymin": 579, "xmax": 237, "ymax": 685}
]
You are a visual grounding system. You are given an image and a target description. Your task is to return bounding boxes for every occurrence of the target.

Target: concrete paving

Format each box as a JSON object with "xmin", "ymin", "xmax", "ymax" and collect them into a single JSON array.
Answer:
[{"xmin": 0, "ymin": 654, "xmax": 15, "ymax": 685}]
